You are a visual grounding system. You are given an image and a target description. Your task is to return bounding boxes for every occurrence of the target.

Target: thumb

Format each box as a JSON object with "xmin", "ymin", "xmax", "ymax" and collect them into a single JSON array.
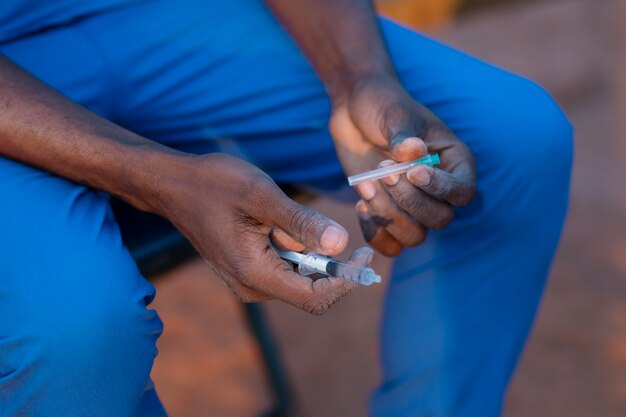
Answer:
[
  {"xmin": 382, "ymin": 109, "xmax": 427, "ymax": 162},
  {"xmin": 388, "ymin": 130, "xmax": 428, "ymax": 163},
  {"xmin": 261, "ymin": 190, "xmax": 348, "ymax": 256}
]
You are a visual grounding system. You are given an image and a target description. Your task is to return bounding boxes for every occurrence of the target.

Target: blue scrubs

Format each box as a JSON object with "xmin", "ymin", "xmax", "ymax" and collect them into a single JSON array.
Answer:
[{"xmin": 0, "ymin": 0, "xmax": 573, "ymax": 416}]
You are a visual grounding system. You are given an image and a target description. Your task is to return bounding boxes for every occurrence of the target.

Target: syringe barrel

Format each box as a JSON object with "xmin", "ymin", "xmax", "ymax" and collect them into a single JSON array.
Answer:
[
  {"xmin": 297, "ymin": 252, "xmax": 331, "ymax": 277},
  {"xmin": 298, "ymin": 253, "xmax": 381, "ymax": 286}
]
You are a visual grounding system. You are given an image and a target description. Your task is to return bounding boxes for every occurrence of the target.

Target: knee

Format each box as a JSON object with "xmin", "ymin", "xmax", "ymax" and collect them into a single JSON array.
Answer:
[
  {"xmin": 493, "ymin": 78, "xmax": 573, "ymax": 181},
  {"xmin": 29, "ymin": 263, "xmax": 163, "ymax": 387},
  {"xmin": 470, "ymin": 77, "xmax": 573, "ymax": 235},
  {"xmin": 1, "ymin": 274, "xmax": 162, "ymax": 414},
  {"xmin": 0, "ymin": 159, "xmax": 163, "ymax": 409},
  {"xmin": 511, "ymin": 80, "xmax": 573, "ymax": 214}
]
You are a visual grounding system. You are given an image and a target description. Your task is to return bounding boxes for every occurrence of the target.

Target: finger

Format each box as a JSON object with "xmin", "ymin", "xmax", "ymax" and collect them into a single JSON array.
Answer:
[
  {"xmin": 270, "ymin": 227, "xmax": 306, "ymax": 252},
  {"xmin": 260, "ymin": 187, "xmax": 348, "ymax": 256},
  {"xmin": 407, "ymin": 165, "xmax": 477, "ymax": 206},
  {"xmin": 356, "ymin": 200, "xmax": 404, "ymax": 257},
  {"xmin": 381, "ymin": 106, "xmax": 428, "ymax": 162},
  {"xmin": 204, "ymin": 259, "xmax": 272, "ymax": 302},
  {"xmin": 243, "ymin": 245, "xmax": 356, "ymax": 315},
  {"xmin": 379, "ymin": 162, "xmax": 455, "ymax": 230},
  {"xmin": 386, "ymin": 178, "xmax": 455, "ymax": 230},
  {"xmin": 355, "ymin": 181, "xmax": 427, "ymax": 247},
  {"xmin": 345, "ymin": 246, "xmax": 375, "ymax": 267}
]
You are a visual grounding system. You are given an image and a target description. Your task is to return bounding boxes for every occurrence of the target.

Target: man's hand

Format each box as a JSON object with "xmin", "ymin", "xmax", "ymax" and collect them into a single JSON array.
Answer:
[
  {"xmin": 157, "ymin": 153, "xmax": 369, "ymax": 314},
  {"xmin": 263, "ymin": 0, "xmax": 477, "ymax": 256},
  {"xmin": 329, "ymin": 75, "xmax": 477, "ymax": 256}
]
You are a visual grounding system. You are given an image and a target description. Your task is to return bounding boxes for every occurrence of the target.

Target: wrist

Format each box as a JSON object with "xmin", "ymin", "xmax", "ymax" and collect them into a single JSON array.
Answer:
[
  {"xmin": 327, "ymin": 70, "xmax": 401, "ymax": 109},
  {"xmin": 327, "ymin": 67, "xmax": 398, "ymax": 106},
  {"xmin": 106, "ymin": 141, "xmax": 197, "ymax": 216}
]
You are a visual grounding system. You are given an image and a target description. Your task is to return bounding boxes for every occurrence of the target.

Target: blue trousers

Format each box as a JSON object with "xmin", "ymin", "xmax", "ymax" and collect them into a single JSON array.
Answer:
[{"xmin": 0, "ymin": 0, "xmax": 573, "ymax": 416}]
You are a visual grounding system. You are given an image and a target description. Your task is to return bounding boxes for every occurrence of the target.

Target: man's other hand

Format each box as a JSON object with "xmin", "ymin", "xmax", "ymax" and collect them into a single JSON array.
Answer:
[{"xmin": 329, "ymin": 75, "xmax": 477, "ymax": 256}]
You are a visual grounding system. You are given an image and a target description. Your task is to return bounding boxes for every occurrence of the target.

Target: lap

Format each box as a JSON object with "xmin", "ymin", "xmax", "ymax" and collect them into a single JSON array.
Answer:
[
  {"xmin": 0, "ymin": 0, "xmax": 570, "ymax": 192},
  {"xmin": 80, "ymin": 0, "xmax": 571, "ymax": 196}
]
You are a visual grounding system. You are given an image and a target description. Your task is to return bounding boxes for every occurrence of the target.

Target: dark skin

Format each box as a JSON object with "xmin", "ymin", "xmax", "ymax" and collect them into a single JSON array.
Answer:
[
  {"xmin": 265, "ymin": 0, "xmax": 477, "ymax": 255},
  {"xmin": 0, "ymin": 0, "xmax": 476, "ymax": 314}
]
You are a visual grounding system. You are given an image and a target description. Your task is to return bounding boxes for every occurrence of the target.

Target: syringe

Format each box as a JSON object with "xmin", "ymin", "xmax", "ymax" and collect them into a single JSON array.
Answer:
[
  {"xmin": 274, "ymin": 248, "xmax": 382, "ymax": 286},
  {"xmin": 348, "ymin": 153, "xmax": 440, "ymax": 186}
]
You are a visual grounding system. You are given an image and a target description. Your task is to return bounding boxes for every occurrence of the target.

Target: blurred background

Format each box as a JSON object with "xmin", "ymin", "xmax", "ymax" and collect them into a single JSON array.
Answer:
[{"xmin": 149, "ymin": 0, "xmax": 626, "ymax": 416}]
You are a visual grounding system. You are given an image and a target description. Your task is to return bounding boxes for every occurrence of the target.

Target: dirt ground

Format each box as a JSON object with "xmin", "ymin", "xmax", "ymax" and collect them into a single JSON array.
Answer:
[{"xmin": 150, "ymin": 0, "xmax": 626, "ymax": 416}]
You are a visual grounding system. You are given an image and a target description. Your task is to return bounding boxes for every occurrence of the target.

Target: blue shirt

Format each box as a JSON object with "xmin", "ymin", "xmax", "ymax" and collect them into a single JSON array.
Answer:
[{"xmin": 0, "ymin": 0, "xmax": 140, "ymax": 44}]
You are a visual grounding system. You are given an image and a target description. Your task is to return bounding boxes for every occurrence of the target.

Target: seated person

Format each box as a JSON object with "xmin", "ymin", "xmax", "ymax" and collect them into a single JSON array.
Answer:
[{"xmin": 0, "ymin": 0, "xmax": 572, "ymax": 416}]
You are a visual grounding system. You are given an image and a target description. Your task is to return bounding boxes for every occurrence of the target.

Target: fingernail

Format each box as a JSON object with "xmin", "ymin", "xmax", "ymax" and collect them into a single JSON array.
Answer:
[
  {"xmin": 358, "ymin": 182, "xmax": 376, "ymax": 200},
  {"xmin": 408, "ymin": 167, "xmax": 431, "ymax": 186},
  {"xmin": 382, "ymin": 174, "xmax": 399, "ymax": 186},
  {"xmin": 321, "ymin": 225, "xmax": 348, "ymax": 251},
  {"xmin": 392, "ymin": 137, "xmax": 428, "ymax": 160},
  {"xmin": 351, "ymin": 246, "xmax": 375, "ymax": 266},
  {"xmin": 407, "ymin": 137, "xmax": 427, "ymax": 151},
  {"xmin": 377, "ymin": 160, "xmax": 399, "ymax": 186}
]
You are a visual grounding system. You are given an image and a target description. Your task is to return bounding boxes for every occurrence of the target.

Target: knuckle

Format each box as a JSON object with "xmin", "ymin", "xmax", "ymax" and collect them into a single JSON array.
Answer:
[
  {"xmin": 433, "ymin": 178, "xmax": 453, "ymax": 197},
  {"xmin": 288, "ymin": 206, "xmax": 309, "ymax": 232},
  {"xmin": 456, "ymin": 184, "xmax": 478, "ymax": 206},
  {"xmin": 401, "ymin": 194, "xmax": 427, "ymax": 218},
  {"xmin": 242, "ymin": 174, "xmax": 272, "ymax": 198},
  {"xmin": 431, "ymin": 207, "xmax": 455, "ymax": 230},
  {"xmin": 238, "ymin": 175, "xmax": 279, "ymax": 210},
  {"xmin": 285, "ymin": 205, "xmax": 318, "ymax": 238},
  {"xmin": 449, "ymin": 191, "xmax": 470, "ymax": 206}
]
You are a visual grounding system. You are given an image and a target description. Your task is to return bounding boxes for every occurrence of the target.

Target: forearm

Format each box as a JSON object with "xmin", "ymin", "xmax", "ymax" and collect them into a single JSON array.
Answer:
[
  {"xmin": 0, "ymin": 55, "xmax": 187, "ymax": 213},
  {"xmin": 264, "ymin": 0, "xmax": 396, "ymax": 101}
]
